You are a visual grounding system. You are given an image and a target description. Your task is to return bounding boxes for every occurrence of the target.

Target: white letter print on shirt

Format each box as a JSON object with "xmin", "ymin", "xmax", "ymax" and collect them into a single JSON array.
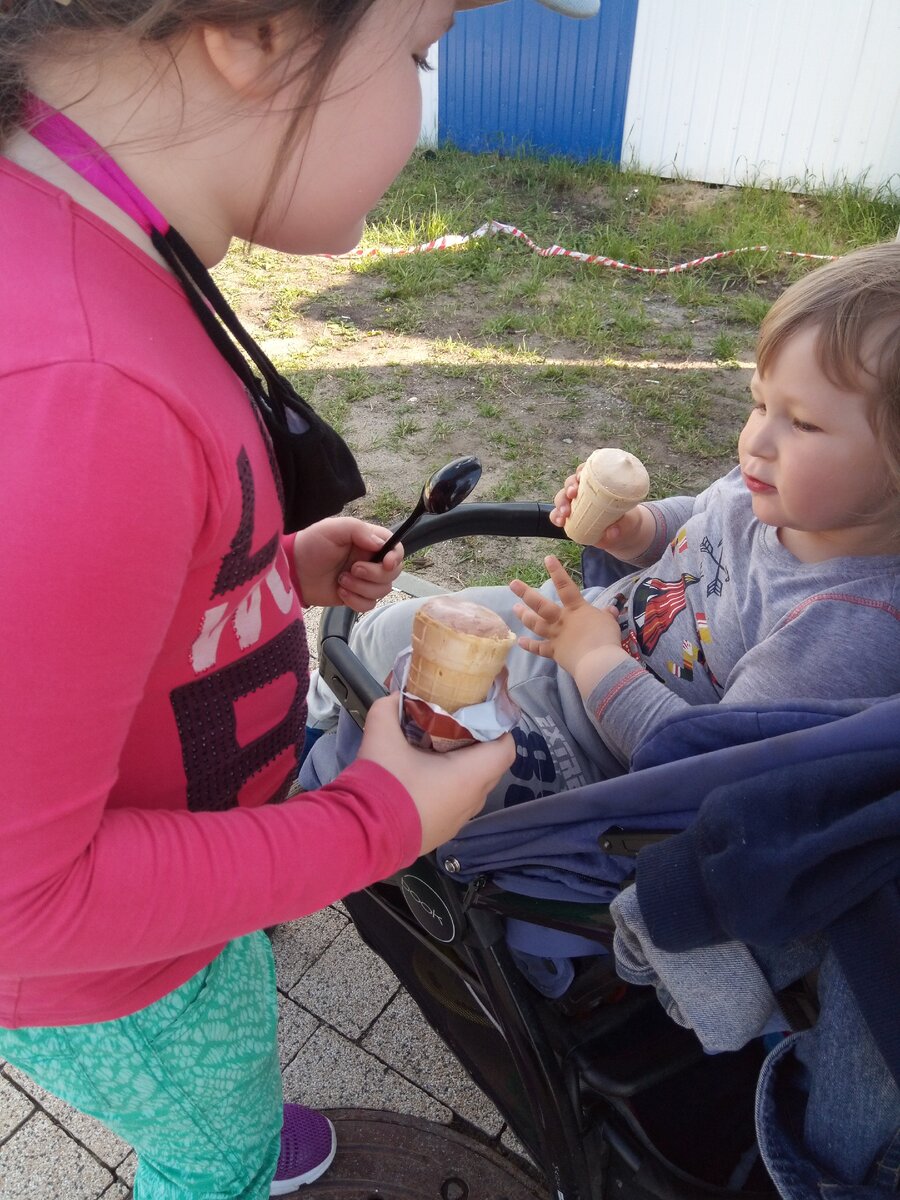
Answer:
[
  {"xmin": 171, "ymin": 447, "xmax": 307, "ymax": 811},
  {"xmin": 191, "ymin": 565, "xmax": 294, "ymax": 672}
]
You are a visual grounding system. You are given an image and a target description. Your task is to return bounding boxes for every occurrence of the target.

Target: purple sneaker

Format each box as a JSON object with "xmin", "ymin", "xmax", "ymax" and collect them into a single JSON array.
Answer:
[{"xmin": 269, "ymin": 1104, "xmax": 337, "ymax": 1195}]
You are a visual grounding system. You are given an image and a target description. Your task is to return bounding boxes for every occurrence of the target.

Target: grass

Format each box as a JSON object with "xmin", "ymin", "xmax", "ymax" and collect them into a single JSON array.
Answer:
[
  {"xmin": 214, "ymin": 148, "xmax": 899, "ymax": 588},
  {"xmin": 366, "ymin": 489, "xmax": 405, "ymax": 524},
  {"xmin": 388, "ymin": 413, "xmax": 422, "ymax": 447},
  {"xmin": 340, "ymin": 365, "xmax": 379, "ymax": 402},
  {"xmin": 711, "ymin": 333, "xmax": 740, "ymax": 364},
  {"xmin": 364, "ymin": 148, "xmax": 897, "ymax": 267},
  {"xmin": 469, "ymin": 537, "xmax": 584, "ymax": 588}
]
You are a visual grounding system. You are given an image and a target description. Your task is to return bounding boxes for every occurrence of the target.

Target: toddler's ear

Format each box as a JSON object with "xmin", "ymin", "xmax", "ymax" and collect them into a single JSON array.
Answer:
[{"xmin": 202, "ymin": 19, "xmax": 294, "ymax": 100}]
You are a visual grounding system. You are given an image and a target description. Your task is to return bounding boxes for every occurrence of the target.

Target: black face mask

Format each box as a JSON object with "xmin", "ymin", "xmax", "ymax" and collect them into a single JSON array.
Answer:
[{"xmin": 152, "ymin": 227, "xmax": 366, "ymax": 532}]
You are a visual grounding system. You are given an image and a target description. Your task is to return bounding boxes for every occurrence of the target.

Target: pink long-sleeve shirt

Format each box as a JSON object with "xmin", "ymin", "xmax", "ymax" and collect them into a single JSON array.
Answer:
[{"xmin": 0, "ymin": 157, "xmax": 419, "ymax": 1028}]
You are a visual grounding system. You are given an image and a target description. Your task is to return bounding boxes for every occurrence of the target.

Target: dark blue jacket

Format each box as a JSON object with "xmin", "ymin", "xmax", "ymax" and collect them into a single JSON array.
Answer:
[
  {"xmin": 635, "ymin": 702, "xmax": 900, "ymax": 1088},
  {"xmin": 441, "ymin": 696, "xmax": 900, "ymax": 1083}
]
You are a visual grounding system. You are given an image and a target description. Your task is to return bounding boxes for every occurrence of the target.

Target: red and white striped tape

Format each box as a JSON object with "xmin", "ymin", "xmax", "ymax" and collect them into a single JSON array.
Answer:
[{"xmin": 331, "ymin": 219, "xmax": 836, "ymax": 275}]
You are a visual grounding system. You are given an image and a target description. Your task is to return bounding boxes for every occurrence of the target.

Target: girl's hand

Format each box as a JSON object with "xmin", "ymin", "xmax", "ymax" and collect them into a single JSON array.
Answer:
[
  {"xmin": 358, "ymin": 697, "xmax": 515, "ymax": 853},
  {"xmin": 510, "ymin": 556, "xmax": 631, "ymax": 695},
  {"xmin": 293, "ymin": 518, "xmax": 403, "ymax": 610}
]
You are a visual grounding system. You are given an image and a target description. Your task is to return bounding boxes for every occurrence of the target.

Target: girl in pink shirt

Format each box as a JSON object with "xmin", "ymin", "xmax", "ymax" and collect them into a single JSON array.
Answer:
[{"xmin": 0, "ymin": 0, "xmax": 557, "ymax": 1193}]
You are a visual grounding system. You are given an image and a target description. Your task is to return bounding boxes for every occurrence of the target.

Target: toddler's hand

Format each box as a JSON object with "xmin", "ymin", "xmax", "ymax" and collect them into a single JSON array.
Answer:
[
  {"xmin": 550, "ymin": 468, "xmax": 651, "ymax": 558},
  {"xmin": 510, "ymin": 556, "xmax": 630, "ymax": 694},
  {"xmin": 593, "ymin": 505, "xmax": 654, "ymax": 557},
  {"xmin": 357, "ymin": 697, "xmax": 514, "ymax": 854},
  {"xmin": 549, "ymin": 465, "xmax": 583, "ymax": 526}
]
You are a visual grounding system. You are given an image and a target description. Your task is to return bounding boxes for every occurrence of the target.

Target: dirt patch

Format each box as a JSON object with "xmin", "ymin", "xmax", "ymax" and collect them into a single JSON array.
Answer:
[
  {"xmin": 650, "ymin": 180, "xmax": 736, "ymax": 216},
  {"xmin": 558, "ymin": 183, "xmax": 616, "ymax": 223},
  {"xmin": 216, "ymin": 247, "xmax": 754, "ymax": 589}
]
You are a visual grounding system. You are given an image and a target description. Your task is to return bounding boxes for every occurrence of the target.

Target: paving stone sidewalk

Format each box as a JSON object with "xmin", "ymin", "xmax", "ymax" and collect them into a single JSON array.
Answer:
[{"xmin": 0, "ymin": 580, "xmax": 528, "ymax": 1200}]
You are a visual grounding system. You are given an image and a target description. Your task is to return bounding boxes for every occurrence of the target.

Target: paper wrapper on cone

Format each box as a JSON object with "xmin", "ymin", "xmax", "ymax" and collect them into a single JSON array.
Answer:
[
  {"xmin": 388, "ymin": 597, "xmax": 519, "ymax": 752},
  {"xmin": 563, "ymin": 447, "xmax": 650, "ymax": 546}
]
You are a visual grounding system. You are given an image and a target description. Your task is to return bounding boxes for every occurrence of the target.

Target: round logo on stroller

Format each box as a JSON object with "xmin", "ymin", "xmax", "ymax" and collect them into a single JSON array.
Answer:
[{"xmin": 400, "ymin": 875, "xmax": 457, "ymax": 943}]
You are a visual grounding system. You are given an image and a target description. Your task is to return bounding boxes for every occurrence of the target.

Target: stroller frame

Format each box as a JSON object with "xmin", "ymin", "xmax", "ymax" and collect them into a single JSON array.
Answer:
[{"xmin": 318, "ymin": 503, "xmax": 777, "ymax": 1200}]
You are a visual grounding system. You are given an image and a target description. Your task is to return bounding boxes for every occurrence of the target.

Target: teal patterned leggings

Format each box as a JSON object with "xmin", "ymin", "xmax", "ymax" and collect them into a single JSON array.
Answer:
[{"xmin": 0, "ymin": 932, "xmax": 283, "ymax": 1199}]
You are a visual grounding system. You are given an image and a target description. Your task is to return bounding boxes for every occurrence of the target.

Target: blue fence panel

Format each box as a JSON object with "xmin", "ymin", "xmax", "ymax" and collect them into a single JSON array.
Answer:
[{"xmin": 439, "ymin": 0, "xmax": 639, "ymax": 161}]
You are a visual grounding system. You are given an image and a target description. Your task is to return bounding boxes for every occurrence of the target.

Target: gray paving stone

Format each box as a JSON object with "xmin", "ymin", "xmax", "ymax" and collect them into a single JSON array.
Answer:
[
  {"xmin": 0, "ymin": 1076, "xmax": 32, "ymax": 1144},
  {"xmin": 282, "ymin": 1025, "xmax": 450, "ymax": 1122},
  {"xmin": 362, "ymin": 991, "xmax": 504, "ymax": 1135},
  {"xmin": 392, "ymin": 571, "xmax": 448, "ymax": 599},
  {"xmin": 0, "ymin": 1111, "xmax": 112, "ymax": 1200},
  {"xmin": 289, "ymin": 924, "xmax": 399, "ymax": 1038},
  {"xmin": 270, "ymin": 906, "xmax": 349, "ymax": 991},
  {"xmin": 99, "ymin": 1183, "xmax": 130, "ymax": 1200},
  {"xmin": 277, "ymin": 994, "xmax": 318, "ymax": 1069},
  {"xmin": 116, "ymin": 1153, "xmax": 136, "ymax": 1188},
  {"xmin": 501, "ymin": 1124, "xmax": 536, "ymax": 1166},
  {"xmin": 3, "ymin": 1066, "xmax": 130, "ymax": 1170}
]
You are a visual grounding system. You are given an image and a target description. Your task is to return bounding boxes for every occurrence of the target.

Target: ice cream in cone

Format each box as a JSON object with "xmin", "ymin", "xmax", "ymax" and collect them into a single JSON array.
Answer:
[
  {"xmin": 407, "ymin": 597, "xmax": 516, "ymax": 713},
  {"xmin": 564, "ymin": 447, "xmax": 650, "ymax": 546}
]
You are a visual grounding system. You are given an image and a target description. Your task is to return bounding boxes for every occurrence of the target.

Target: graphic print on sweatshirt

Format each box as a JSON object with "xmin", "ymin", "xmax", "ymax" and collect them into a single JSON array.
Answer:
[
  {"xmin": 665, "ymin": 611, "xmax": 713, "ymax": 682},
  {"xmin": 699, "ymin": 536, "xmax": 730, "ymax": 598},
  {"xmin": 625, "ymin": 524, "xmax": 732, "ymax": 690},
  {"xmin": 171, "ymin": 448, "xmax": 307, "ymax": 812},
  {"xmin": 632, "ymin": 573, "xmax": 701, "ymax": 655}
]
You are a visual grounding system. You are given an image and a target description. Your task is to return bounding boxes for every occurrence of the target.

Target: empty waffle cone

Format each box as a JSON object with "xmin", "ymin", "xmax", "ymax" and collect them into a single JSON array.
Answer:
[
  {"xmin": 564, "ymin": 447, "xmax": 650, "ymax": 546},
  {"xmin": 407, "ymin": 597, "xmax": 516, "ymax": 713}
]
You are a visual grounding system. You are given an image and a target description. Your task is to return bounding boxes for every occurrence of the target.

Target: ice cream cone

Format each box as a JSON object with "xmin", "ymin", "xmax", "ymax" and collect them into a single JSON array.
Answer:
[
  {"xmin": 407, "ymin": 597, "xmax": 516, "ymax": 713},
  {"xmin": 564, "ymin": 447, "xmax": 650, "ymax": 546}
]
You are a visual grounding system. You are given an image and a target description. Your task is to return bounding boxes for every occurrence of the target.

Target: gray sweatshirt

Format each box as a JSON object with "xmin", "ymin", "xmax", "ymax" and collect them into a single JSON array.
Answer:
[
  {"xmin": 304, "ymin": 466, "xmax": 900, "ymax": 809},
  {"xmin": 587, "ymin": 467, "xmax": 900, "ymax": 765}
]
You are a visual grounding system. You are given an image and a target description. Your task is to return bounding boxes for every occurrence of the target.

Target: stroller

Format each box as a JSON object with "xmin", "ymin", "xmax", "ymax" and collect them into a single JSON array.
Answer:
[{"xmin": 315, "ymin": 500, "xmax": 899, "ymax": 1200}]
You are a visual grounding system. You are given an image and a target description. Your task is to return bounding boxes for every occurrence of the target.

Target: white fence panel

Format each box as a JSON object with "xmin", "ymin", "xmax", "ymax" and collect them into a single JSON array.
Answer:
[
  {"xmin": 622, "ymin": 0, "xmax": 900, "ymax": 189},
  {"xmin": 419, "ymin": 42, "xmax": 440, "ymax": 149}
]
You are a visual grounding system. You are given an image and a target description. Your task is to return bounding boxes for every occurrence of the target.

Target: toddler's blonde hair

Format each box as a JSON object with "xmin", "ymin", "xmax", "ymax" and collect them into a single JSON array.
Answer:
[{"xmin": 756, "ymin": 242, "xmax": 900, "ymax": 524}]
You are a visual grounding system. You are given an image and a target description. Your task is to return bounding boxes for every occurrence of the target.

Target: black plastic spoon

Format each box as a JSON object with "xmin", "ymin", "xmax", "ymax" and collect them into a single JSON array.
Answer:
[{"xmin": 372, "ymin": 456, "xmax": 482, "ymax": 563}]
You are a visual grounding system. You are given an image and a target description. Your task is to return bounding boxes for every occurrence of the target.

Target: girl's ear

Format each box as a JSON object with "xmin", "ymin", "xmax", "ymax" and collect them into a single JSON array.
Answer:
[{"xmin": 202, "ymin": 21, "xmax": 288, "ymax": 99}]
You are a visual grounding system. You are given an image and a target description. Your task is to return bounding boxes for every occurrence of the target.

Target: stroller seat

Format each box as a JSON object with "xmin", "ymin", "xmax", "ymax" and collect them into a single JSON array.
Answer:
[{"xmin": 315, "ymin": 501, "xmax": 899, "ymax": 1200}]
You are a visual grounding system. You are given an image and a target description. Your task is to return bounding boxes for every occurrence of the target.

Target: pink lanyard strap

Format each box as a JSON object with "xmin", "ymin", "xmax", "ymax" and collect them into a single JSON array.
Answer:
[
  {"xmin": 17, "ymin": 94, "xmax": 367, "ymax": 530},
  {"xmin": 23, "ymin": 93, "xmax": 169, "ymax": 237}
]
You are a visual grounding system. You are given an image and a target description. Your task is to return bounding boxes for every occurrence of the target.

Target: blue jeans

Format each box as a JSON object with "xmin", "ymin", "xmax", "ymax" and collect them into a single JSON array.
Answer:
[{"xmin": 756, "ymin": 951, "xmax": 900, "ymax": 1197}]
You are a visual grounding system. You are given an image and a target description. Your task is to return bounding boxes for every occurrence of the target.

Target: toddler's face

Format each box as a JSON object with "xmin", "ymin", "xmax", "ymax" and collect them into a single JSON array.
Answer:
[
  {"xmin": 738, "ymin": 324, "xmax": 892, "ymax": 560},
  {"xmin": 256, "ymin": 0, "xmax": 458, "ymax": 255}
]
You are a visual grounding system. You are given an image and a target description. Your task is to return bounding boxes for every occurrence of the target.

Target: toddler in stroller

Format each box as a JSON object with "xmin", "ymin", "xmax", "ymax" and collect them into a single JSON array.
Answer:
[
  {"xmin": 301, "ymin": 243, "xmax": 900, "ymax": 1198},
  {"xmin": 307, "ymin": 242, "xmax": 900, "ymax": 815},
  {"xmin": 308, "ymin": 502, "xmax": 900, "ymax": 1200}
]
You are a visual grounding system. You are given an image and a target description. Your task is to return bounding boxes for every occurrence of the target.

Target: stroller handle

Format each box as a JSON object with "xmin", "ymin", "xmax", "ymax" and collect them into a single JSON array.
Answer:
[{"xmin": 318, "ymin": 501, "xmax": 568, "ymax": 728}]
